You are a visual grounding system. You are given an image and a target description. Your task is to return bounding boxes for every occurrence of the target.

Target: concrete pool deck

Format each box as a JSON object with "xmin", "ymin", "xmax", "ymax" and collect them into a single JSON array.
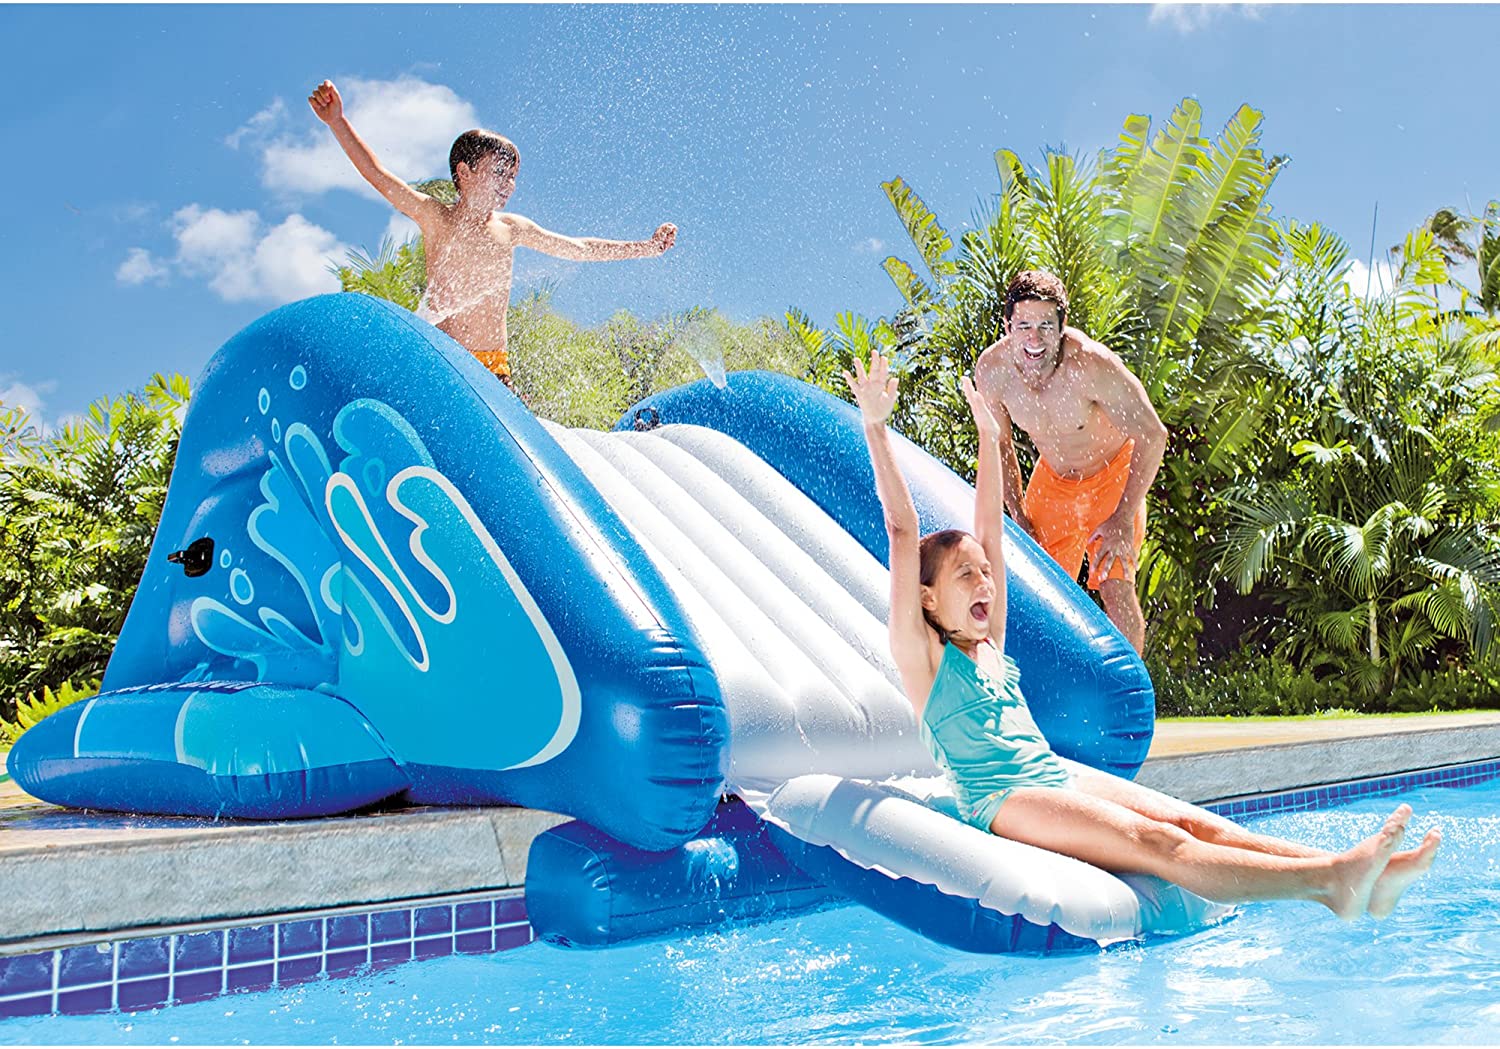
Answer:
[{"xmin": 5, "ymin": 709, "xmax": 1500, "ymax": 952}]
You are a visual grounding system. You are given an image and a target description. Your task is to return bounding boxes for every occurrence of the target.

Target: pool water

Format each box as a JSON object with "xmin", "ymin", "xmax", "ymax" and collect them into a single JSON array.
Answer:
[{"xmin": 9, "ymin": 780, "xmax": 1500, "ymax": 1045}]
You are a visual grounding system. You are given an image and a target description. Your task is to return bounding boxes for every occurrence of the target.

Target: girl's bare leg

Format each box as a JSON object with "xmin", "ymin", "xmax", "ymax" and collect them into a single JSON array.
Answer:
[
  {"xmin": 1068, "ymin": 767, "xmax": 1443, "ymax": 916},
  {"xmin": 1067, "ymin": 766, "xmax": 1328, "ymax": 858},
  {"xmin": 993, "ymin": 788, "xmax": 1410, "ymax": 920}
]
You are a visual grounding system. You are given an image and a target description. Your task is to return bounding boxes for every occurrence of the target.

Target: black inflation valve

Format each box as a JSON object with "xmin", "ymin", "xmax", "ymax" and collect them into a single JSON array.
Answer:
[
  {"xmin": 167, "ymin": 537, "xmax": 215, "ymax": 578},
  {"xmin": 633, "ymin": 406, "xmax": 662, "ymax": 431}
]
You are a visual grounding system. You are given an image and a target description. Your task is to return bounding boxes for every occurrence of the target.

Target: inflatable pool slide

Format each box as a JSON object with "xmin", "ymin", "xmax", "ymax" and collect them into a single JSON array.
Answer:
[{"xmin": 9, "ymin": 294, "xmax": 1231, "ymax": 953}]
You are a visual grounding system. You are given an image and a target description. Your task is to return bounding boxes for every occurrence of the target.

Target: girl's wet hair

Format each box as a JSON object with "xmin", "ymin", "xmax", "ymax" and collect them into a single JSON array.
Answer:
[
  {"xmin": 919, "ymin": 529, "xmax": 972, "ymax": 639},
  {"xmin": 449, "ymin": 129, "xmax": 520, "ymax": 185}
]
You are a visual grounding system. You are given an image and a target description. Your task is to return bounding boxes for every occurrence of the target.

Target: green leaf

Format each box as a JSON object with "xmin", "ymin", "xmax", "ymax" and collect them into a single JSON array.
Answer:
[{"xmin": 881, "ymin": 177, "xmax": 957, "ymax": 282}]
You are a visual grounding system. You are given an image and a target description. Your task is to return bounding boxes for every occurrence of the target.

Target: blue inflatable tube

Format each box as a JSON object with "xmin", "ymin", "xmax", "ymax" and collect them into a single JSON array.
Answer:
[{"xmin": 526, "ymin": 801, "xmax": 834, "ymax": 947}]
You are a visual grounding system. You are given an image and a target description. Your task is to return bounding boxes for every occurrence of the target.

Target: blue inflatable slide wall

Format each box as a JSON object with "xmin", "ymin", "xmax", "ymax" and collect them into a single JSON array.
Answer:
[{"xmin": 10, "ymin": 294, "xmax": 1228, "ymax": 953}]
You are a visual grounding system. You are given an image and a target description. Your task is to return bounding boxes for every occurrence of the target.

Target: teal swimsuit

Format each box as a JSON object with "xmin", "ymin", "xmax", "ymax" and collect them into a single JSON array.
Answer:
[{"xmin": 919, "ymin": 640, "xmax": 1072, "ymax": 832}]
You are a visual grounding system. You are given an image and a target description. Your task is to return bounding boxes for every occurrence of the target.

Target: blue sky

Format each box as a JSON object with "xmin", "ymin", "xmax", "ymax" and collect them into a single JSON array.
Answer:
[{"xmin": 3, "ymin": 3, "xmax": 1497, "ymax": 428}]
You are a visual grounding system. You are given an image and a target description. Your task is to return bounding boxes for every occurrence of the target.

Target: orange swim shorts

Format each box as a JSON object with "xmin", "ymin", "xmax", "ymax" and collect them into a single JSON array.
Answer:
[
  {"xmin": 472, "ymin": 348, "xmax": 513, "ymax": 387},
  {"xmin": 1021, "ymin": 439, "xmax": 1145, "ymax": 591}
]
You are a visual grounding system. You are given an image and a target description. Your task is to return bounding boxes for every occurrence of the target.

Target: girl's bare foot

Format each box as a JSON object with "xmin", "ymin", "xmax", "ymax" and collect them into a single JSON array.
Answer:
[
  {"xmin": 1323, "ymin": 805, "xmax": 1411, "ymax": 920},
  {"xmin": 1367, "ymin": 827, "xmax": 1442, "ymax": 918}
]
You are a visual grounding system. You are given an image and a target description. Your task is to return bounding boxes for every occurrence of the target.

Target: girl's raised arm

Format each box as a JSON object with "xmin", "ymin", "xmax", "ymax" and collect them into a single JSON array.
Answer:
[
  {"xmin": 845, "ymin": 352, "xmax": 936, "ymax": 706},
  {"xmin": 960, "ymin": 375, "xmax": 1008, "ymax": 652}
]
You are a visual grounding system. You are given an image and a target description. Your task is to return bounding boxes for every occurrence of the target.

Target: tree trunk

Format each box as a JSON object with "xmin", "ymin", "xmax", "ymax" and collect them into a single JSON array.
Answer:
[{"xmin": 1368, "ymin": 598, "xmax": 1380, "ymax": 665}]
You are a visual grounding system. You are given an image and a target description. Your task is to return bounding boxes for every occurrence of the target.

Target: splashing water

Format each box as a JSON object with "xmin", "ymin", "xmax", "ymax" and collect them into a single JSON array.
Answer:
[{"xmin": 675, "ymin": 316, "xmax": 728, "ymax": 389}]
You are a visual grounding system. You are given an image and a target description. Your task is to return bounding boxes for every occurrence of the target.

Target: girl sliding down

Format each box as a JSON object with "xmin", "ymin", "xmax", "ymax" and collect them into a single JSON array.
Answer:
[{"xmin": 846, "ymin": 350, "xmax": 1442, "ymax": 919}]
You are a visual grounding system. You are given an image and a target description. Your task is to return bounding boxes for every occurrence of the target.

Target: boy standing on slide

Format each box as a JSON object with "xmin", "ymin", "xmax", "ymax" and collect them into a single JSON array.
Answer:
[{"xmin": 309, "ymin": 79, "xmax": 677, "ymax": 389}]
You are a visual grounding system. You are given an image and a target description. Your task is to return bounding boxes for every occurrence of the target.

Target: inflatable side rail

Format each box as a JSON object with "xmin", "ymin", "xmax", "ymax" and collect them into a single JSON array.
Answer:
[
  {"xmin": 617, "ymin": 372, "xmax": 1155, "ymax": 779},
  {"xmin": 10, "ymin": 294, "xmax": 728, "ymax": 850},
  {"xmin": 527, "ymin": 801, "xmax": 835, "ymax": 947}
]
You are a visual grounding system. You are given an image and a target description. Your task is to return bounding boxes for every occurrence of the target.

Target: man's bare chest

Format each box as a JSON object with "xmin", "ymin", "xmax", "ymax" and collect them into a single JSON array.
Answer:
[{"xmin": 1002, "ymin": 375, "xmax": 1099, "ymax": 439}]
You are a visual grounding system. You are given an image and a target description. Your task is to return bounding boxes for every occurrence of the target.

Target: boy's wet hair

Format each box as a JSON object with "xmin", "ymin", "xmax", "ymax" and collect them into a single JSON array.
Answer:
[
  {"xmin": 1003, "ymin": 270, "xmax": 1069, "ymax": 328},
  {"xmin": 449, "ymin": 129, "xmax": 520, "ymax": 185},
  {"xmin": 919, "ymin": 529, "xmax": 972, "ymax": 640}
]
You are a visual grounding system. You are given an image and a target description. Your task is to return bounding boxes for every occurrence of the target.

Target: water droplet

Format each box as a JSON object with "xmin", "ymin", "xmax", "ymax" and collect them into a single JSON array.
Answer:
[
  {"xmin": 271, "ymin": 418, "xmax": 282, "ymax": 442},
  {"xmin": 289, "ymin": 365, "xmax": 308, "ymax": 390},
  {"xmin": 219, "ymin": 549, "xmax": 232, "ymax": 568},
  {"xmin": 258, "ymin": 388, "xmax": 270, "ymax": 414}
]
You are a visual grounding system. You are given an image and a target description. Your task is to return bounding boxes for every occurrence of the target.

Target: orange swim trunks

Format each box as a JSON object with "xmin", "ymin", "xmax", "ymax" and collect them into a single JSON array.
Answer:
[
  {"xmin": 472, "ymin": 348, "xmax": 513, "ymax": 387},
  {"xmin": 1021, "ymin": 439, "xmax": 1146, "ymax": 591}
]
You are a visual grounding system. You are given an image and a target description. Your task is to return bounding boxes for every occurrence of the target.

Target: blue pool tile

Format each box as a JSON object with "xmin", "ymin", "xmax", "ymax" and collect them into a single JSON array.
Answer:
[
  {"xmin": 456, "ymin": 930, "xmax": 493, "ymax": 954},
  {"xmin": 57, "ymin": 945, "xmax": 113, "ymax": 989},
  {"xmin": 371, "ymin": 909, "xmax": 411, "ymax": 944},
  {"xmin": 325, "ymin": 948, "xmax": 367, "ymax": 974},
  {"xmin": 496, "ymin": 896, "xmax": 527, "ymax": 925},
  {"xmin": 173, "ymin": 970, "xmax": 223, "ymax": 1004},
  {"xmin": 118, "ymin": 937, "xmax": 170, "ymax": 980},
  {"xmin": 0, "ymin": 952, "xmax": 54, "ymax": 996},
  {"xmin": 228, "ymin": 924, "xmax": 275, "ymax": 965},
  {"xmin": 415, "ymin": 905, "xmax": 453, "ymax": 937},
  {"xmin": 0, "ymin": 993, "xmax": 51, "ymax": 1019},
  {"xmin": 276, "ymin": 956, "xmax": 321, "ymax": 985},
  {"xmin": 496, "ymin": 925, "xmax": 531, "ymax": 952},
  {"xmin": 327, "ymin": 914, "xmax": 368, "ymax": 950},
  {"xmin": 57, "ymin": 984, "xmax": 114, "ymax": 1016},
  {"xmin": 413, "ymin": 936, "xmax": 454, "ymax": 961},
  {"xmin": 371, "ymin": 943, "xmax": 411, "ymax": 969},
  {"xmin": 174, "ymin": 931, "xmax": 224, "ymax": 974},
  {"xmin": 456, "ymin": 902, "xmax": 491, "ymax": 933},
  {"xmin": 117, "ymin": 977, "xmax": 170, "ymax": 1013},
  {"xmin": 225, "ymin": 963, "xmax": 274, "ymax": 994},
  {"xmin": 278, "ymin": 919, "xmax": 323, "ymax": 959}
]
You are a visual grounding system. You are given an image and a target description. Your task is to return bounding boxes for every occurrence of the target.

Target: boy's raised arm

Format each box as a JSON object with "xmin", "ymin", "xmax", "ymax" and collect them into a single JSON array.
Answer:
[
  {"xmin": 308, "ymin": 80, "xmax": 437, "ymax": 224},
  {"xmin": 508, "ymin": 215, "xmax": 677, "ymax": 261}
]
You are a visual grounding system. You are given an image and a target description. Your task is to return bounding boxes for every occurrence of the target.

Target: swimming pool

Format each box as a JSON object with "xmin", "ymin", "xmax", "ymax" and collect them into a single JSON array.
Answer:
[{"xmin": 6, "ymin": 777, "xmax": 1496, "ymax": 1045}]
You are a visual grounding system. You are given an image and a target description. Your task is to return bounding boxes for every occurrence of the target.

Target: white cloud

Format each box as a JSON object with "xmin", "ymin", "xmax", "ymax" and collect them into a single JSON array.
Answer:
[
  {"xmin": 1344, "ymin": 257, "xmax": 1395, "ymax": 300},
  {"xmin": 0, "ymin": 377, "xmax": 52, "ymax": 420},
  {"xmin": 1149, "ymin": 4, "xmax": 1264, "ymax": 34},
  {"xmin": 115, "ymin": 247, "xmax": 170, "ymax": 285},
  {"xmin": 225, "ymin": 98, "xmax": 286, "ymax": 150},
  {"xmin": 252, "ymin": 215, "xmax": 348, "ymax": 304},
  {"xmin": 853, "ymin": 237, "xmax": 886, "ymax": 255},
  {"xmin": 168, "ymin": 204, "xmax": 349, "ymax": 304},
  {"xmin": 259, "ymin": 76, "xmax": 478, "ymax": 198}
]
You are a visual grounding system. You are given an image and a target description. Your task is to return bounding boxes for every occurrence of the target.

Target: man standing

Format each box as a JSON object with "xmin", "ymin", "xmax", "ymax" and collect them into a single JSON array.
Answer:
[{"xmin": 975, "ymin": 271, "xmax": 1167, "ymax": 654}]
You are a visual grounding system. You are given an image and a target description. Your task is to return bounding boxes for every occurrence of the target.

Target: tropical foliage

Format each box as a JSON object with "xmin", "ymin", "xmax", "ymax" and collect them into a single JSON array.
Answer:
[
  {"xmin": 793, "ymin": 98, "xmax": 1500, "ymax": 708},
  {"xmin": 0, "ymin": 679, "xmax": 98, "ymax": 747},
  {"xmin": 0, "ymin": 376, "xmax": 189, "ymax": 721}
]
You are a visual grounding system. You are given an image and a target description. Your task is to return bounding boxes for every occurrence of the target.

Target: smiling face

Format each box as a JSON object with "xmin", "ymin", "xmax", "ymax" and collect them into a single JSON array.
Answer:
[
  {"xmin": 449, "ymin": 130, "xmax": 520, "ymax": 211},
  {"xmin": 921, "ymin": 533, "xmax": 997, "ymax": 644},
  {"xmin": 1007, "ymin": 298, "xmax": 1065, "ymax": 381},
  {"xmin": 458, "ymin": 153, "xmax": 518, "ymax": 210}
]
